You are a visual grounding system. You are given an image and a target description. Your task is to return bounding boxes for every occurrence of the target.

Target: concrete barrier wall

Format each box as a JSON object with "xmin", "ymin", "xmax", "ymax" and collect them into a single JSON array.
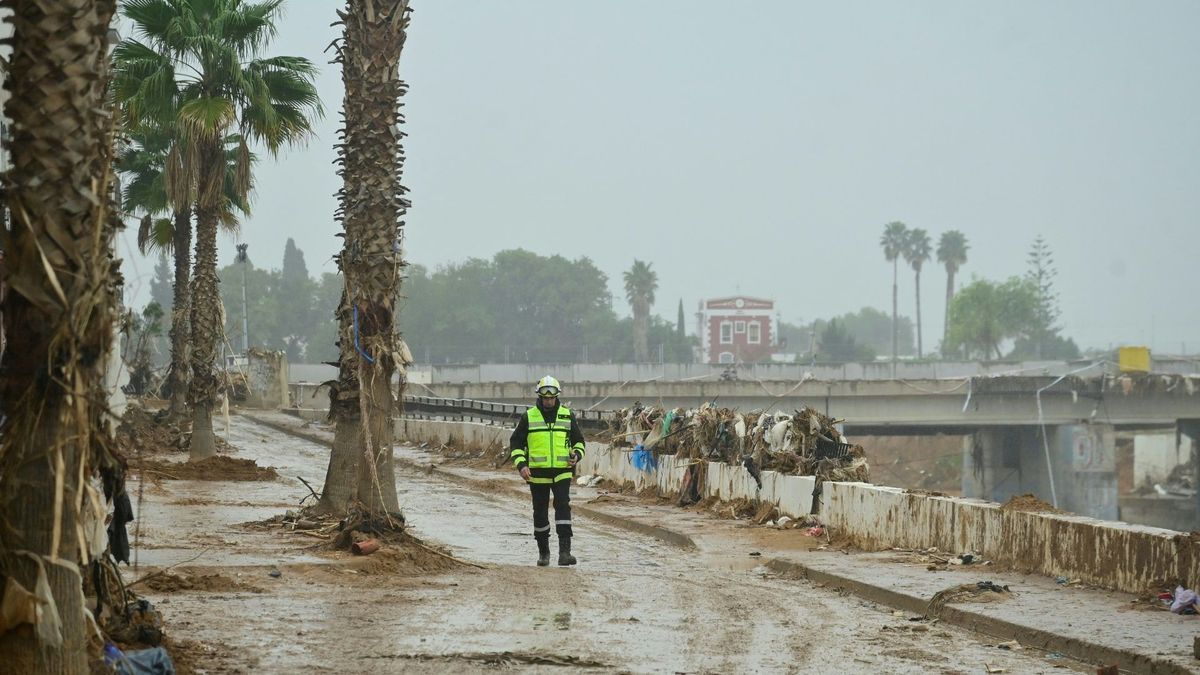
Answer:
[
  {"xmin": 396, "ymin": 418, "xmax": 511, "ymax": 451},
  {"xmin": 395, "ymin": 418, "xmax": 815, "ymax": 517},
  {"xmin": 821, "ymin": 482, "xmax": 1199, "ymax": 594},
  {"xmin": 393, "ymin": 418, "xmax": 1198, "ymax": 594}
]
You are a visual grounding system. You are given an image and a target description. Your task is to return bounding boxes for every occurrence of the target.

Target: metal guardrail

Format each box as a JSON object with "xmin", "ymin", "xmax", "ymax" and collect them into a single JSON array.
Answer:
[{"xmin": 401, "ymin": 395, "xmax": 616, "ymax": 431}]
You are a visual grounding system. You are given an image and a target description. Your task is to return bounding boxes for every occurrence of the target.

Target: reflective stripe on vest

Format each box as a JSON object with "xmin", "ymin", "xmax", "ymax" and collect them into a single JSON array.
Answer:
[{"xmin": 525, "ymin": 405, "xmax": 574, "ymax": 470}]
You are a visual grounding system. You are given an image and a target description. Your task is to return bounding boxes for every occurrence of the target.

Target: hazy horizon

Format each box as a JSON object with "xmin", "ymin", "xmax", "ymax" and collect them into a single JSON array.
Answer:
[{"xmin": 117, "ymin": 1, "xmax": 1200, "ymax": 355}]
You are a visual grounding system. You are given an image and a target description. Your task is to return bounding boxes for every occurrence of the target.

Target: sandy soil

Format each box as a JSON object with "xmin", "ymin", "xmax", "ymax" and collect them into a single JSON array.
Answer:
[
  {"xmin": 1001, "ymin": 492, "xmax": 1064, "ymax": 513},
  {"xmin": 130, "ymin": 455, "xmax": 280, "ymax": 481},
  {"xmin": 120, "ymin": 415, "xmax": 1089, "ymax": 673}
]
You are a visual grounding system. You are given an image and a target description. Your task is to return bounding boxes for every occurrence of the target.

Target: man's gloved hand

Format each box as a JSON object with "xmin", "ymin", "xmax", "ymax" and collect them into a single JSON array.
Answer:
[
  {"xmin": 568, "ymin": 450, "xmax": 581, "ymax": 467},
  {"xmin": 519, "ymin": 466, "xmax": 531, "ymax": 482}
]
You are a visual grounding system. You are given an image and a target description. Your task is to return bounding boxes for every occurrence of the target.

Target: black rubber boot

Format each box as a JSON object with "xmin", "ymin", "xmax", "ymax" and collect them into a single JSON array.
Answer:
[
  {"xmin": 558, "ymin": 536, "xmax": 577, "ymax": 566},
  {"xmin": 536, "ymin": 538, "xmax": 551, "ymax": 567}
]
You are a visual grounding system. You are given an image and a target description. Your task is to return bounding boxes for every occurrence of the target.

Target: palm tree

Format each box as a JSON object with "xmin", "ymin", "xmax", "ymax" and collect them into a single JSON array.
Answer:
[
  {"xmin": 0, "ymin": 2, "xmax": 120, "ymax": 670},
  {"xmin": 623, "ymin": 260, "xmax": 658, "ymax": 362},
  {"xmin": 119, "ymin": 127, "xmax": 253, "ymax": 420},
  {"xmin": 317, "ymin": 0, "xmax": 413, "ymax": 518},
  {"xmin": 937, "ymin": 230, "xmax": 969, "ymax": 349},
  {"xmin": 879, "ymin": 221, "xmax": 908, "ymax": 368},
  {"xmin": 903, "ymin": 228, "xmax": 931, "ymax": 358},
  {"xmin": 113, "ymin": 0, "xmax": 322, "ymax": 460}
]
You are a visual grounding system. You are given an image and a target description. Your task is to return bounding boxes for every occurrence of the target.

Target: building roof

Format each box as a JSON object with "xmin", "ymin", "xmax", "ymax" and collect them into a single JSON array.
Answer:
[{"xmin": 704, "ymin": 296, "xmax": 774, "ymax": 310}]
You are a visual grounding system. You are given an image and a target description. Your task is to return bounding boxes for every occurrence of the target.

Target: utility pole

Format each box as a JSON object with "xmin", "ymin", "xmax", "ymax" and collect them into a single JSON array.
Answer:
[{"xmin": 236, "ymin": 243, "xmax": 249, "ymax": 353}]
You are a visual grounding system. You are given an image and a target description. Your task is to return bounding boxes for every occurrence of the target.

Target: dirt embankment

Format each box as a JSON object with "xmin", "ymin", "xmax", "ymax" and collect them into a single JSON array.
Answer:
[
  {"xmin": 141, "ymin": 572, "xmax": 263, "ymax": 594},
  {"xmin": 130, "ymin": 455, "xmax": 279, "ymax": 481},
  {"xmin": 117, "ymin": 403, "xmax": 236, "ymax": 456},
  {"xmin": 1000, "ymin": 493, "xmax": 1063, "ymax": 514},
  {"xmin": 854, "ymin": 434, "xmax": 966, "ymax": 495}
]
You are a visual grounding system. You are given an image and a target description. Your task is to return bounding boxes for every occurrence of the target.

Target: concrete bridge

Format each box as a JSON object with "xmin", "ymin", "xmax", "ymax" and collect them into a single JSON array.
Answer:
[
  {"xmin": 413, "ymin": 374, "xmax": 1200, "ymax": 435},
  {"xmin": 289, "ymin": 372, "xmax": 1200, "ymax": 526},
  {"xmin": 406, "ymin": 374, "xmax": 1200, "ymax": 525}
]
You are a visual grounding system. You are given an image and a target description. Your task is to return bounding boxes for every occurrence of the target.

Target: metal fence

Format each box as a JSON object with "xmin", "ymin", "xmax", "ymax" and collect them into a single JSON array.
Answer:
[{"xmin": 402, "ymin": 395, "xmax": 616, "ymax": 431}]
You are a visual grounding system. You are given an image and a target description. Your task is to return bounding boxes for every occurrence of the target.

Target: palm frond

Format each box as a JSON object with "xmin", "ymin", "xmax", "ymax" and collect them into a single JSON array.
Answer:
[{"xmin": 177, "ymin": 96, "xmax": 237, "ymax": 139}]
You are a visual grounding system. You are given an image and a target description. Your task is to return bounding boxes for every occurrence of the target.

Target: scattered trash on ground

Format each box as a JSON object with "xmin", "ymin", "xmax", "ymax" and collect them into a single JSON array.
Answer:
[
  {"xmin": 889, "ymin": 547, "xmax": 991, "ymax": 571},
  {"xmin": 926, "ymin": 581, "xmax": 1013, "ymax": 617},
  {"xmin": 1171, "ymin": 586, "xmax": 1199, "ymax": 614},
  {"xmin": 575, "ymin": 474, "xmax": 604, "ymax": 487}
]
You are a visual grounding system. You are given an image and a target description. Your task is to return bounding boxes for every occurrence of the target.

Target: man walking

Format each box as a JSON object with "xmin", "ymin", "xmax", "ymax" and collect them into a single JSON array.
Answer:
[{"xmin": 510, "ymin": 375, "xmax": 586, "ymax": 566}]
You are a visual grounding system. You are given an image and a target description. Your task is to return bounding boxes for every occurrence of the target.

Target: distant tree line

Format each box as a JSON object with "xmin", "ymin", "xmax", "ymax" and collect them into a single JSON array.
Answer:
[
  {"xmin": 147, "ymin": 244, "xmax": 697, "ymax": 364},
  {"xmin": 143, "ymin": 232, "xmax": 1081, "ymax": 367}
]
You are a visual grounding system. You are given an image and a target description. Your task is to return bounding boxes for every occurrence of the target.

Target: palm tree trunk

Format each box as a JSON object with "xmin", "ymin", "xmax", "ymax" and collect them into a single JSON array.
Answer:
[
  {"xmin": 188, "ymin": 140, "xmax": 226, "ymax": 461},
  {"xmin": 168, "ymin": 206, "xmax": 192, "ymax": 421},
  {"xmin": 634, "ymin": 305, "xmax": 649, "ymax": 362},
  {"xmin": 320, "ymin": 0, "xmax": 411, "ymax": 517},
  {"xmin": 914, "ymin": 268, "xmax": 923, "ymax": 358},
  {"xmin": 891, "ymin": 259, "xmax": 898, "ymax": 369},
  {"xmin": 0, "ymin": 1, "xmax": 118, "ymax": 670},
  {"xmin": 943, "ymin": 269, "xmax": 955, "ymax": 348}
]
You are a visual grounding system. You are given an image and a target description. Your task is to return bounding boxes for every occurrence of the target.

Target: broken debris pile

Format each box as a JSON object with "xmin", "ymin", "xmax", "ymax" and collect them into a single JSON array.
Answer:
[{"xmin": 609, "ymin": 402, "xmax": 870, "ymax": 482}]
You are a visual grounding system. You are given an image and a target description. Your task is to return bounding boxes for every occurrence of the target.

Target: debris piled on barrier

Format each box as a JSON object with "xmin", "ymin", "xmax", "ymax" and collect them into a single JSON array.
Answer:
[{"xmin": 609, "ymin": 402, "xmax": 870, "ymax": 482}]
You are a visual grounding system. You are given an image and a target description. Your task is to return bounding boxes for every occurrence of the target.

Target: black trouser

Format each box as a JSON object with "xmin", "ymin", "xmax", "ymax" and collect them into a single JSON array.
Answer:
[{"xmin": 529, "ymin": 480, "xmax": 572, "ymax": 541}]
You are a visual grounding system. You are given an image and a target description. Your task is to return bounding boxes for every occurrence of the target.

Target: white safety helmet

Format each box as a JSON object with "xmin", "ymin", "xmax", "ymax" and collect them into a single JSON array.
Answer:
[{"xmin": 535, "ymin": 375, "xmax": 561, "ymax": 397}]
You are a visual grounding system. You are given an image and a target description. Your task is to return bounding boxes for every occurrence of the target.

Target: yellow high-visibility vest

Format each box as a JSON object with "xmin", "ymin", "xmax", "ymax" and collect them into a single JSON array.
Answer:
[{"xmin": 525, "ymin": 405, "xmax": 576, "ymax": 469}]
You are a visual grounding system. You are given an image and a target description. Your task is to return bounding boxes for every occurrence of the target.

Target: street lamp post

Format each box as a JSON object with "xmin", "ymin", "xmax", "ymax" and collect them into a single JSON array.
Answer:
[{"xmin": 235, "ymin": 243, "xmax": 249, "ymax": 353}]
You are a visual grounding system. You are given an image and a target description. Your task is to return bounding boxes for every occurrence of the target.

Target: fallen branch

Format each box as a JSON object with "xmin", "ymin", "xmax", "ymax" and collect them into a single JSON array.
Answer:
[
  {"xmin": 135, "ymin": 468, "xmax": 180, "ymax": 481},
  {"xmin": 410, "ymin": 539, "xmax": 487, "ymax": 570},
  {"xmin": 296, "ymin": 475, "xmax": 321, "ymax": 502}
]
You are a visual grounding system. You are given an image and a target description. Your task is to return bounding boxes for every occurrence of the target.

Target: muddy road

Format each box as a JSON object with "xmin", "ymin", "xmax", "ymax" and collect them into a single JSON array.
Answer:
[{"xmin": 128, "ymin": 416, "xmax": 1085, "ymax": 673}]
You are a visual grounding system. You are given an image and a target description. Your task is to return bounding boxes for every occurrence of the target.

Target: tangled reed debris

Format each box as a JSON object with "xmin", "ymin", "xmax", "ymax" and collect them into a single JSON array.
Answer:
[{"xmin": 608, "ymin": 402, "xmax": 870, "ymax": 483}]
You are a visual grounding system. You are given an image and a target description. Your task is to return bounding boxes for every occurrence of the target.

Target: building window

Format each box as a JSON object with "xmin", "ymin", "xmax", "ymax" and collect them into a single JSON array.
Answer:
[
  {"xmin": 719, "ymin": 321, "xmax": 732, "ymax": 344},
  {"xmin": 719, "ymin": 351, "xmax": 735, "ymax": 364},
  {"xmin": 748, "ymin": 322, "xmax": 761, "ymax": 344},
  {"xmin": 734, "ymin": 321, "xmax": 746, "ymax": 334}
]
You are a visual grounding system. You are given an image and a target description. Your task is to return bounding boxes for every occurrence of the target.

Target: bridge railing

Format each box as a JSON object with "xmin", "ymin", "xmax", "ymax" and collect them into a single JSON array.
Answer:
[{"xmin": 402, "ymin": 395, "xmax": 616, "ymax": 431}]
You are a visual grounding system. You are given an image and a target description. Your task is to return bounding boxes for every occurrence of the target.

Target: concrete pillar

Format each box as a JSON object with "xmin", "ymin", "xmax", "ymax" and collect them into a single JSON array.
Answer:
[
  {"xmin": 1181, "ymin": 419, "xmax": 1200, "ymax": 527},
  {"xmin": 963, "ymin": 423, "xmax": 1117, "ymax": 520}
]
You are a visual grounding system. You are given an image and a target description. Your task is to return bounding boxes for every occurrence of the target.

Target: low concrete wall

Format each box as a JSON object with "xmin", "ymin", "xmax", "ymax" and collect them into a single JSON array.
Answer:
[
  {"xmin": 1120, "ymin": 495, "xmax": 1199, "ymax": 532},
  {"xmin": 394, "ymin": 417, "xmax": 1200, "ymax": 594},
  {"xmin": 822, "ymin": 482, "xmax": 1199, "ymax": 594},
  {"xmin": 394, "ymin": 418, "xmax": 815, "ymax": 517},
  {"xmin": 395, "ymin": 417, "xmax": 510, "ymax": 451},
  {"xmin": 576, "ymin": 443, "xmax": 815, "ymax": 517}
]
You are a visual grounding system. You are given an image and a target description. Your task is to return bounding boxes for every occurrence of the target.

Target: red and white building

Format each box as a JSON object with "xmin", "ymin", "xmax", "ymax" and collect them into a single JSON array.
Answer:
[{"xmin": 696, "ymin": 296, "xmax": 779, "ymax": 364}]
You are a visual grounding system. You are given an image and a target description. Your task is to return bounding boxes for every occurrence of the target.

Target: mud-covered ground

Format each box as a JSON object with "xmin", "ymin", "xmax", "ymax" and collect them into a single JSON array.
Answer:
[{"xmin": 123, "ymin": 416, "xmax": 1088, "ymax": 673}]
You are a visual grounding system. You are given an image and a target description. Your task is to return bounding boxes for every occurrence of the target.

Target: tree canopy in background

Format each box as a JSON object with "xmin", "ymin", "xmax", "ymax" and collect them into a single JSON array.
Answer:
[
  {"xmin": 780, "ymin": 307, "xmax": 913, "ymax": 361},
  {"xmin": 944, "ymin": 277, "xmax": 1037, "ymax": 360},
  {"xmin": 207, "ymin": 246, "xmax": 695, "ymax": 364}
]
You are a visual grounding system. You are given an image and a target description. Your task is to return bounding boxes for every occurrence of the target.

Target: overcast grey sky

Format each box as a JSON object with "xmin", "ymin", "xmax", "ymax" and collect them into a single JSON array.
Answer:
[{"xmin": 119, "ymin": 1, "xmax": 1200, "ymax": 353}]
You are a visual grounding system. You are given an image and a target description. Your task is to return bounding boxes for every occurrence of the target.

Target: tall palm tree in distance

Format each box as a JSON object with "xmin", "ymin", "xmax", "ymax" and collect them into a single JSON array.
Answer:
[
  {"xmin": 937, "ymin": 230, "xmax": 969, "ymax": 350},
  {"xmin": 880, "ymin": 221, "xmax": 909, "ymax": 368},
  {"xmin": 623, "ymin": 260, "xmax": 658, "ymax": 362},
  {"xmin": 118, "ymin": 125, "xmax": 254, "ymax": 420},
  {"xmin": 904, "ymin": 228, "xmax": 931, "ymax": 358},
  {"xmin": 113, "ymin": 0, "xmax": 322, "ymax": 460}
]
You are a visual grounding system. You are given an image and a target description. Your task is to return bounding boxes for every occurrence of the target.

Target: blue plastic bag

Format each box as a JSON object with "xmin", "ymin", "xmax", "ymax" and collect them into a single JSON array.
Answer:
[
  {"xmin": 630, "ymin": 444, "xmax": 657, "ymax": 473},
  {"xmin": 105, "ymin": 644, "xmax": 176, "ymax": 675}
]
